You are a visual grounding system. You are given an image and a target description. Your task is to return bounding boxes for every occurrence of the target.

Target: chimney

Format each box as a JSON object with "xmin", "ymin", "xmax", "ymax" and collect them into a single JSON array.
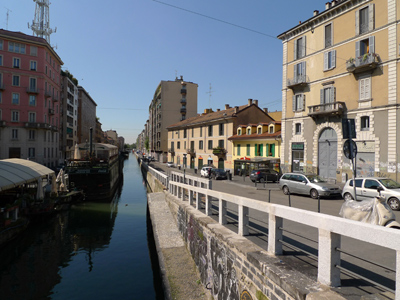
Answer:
[
  {"xmin": 313, "ymin": 10, "xmax": 319, "ymax": 16},
  {"xmin": 180, "ymin": 75, "xmax": 183, "ymax": 81},
  {"xmin": 248, "ymin": 99, "xmax": 253, "ymax": 106},
  {"xmin": 254, "ymin": 99, "xmax": 258, "ymax": 106},
  {"xmin": 325, "ymin": 2, "xmax": 331, "ymax": 9},
  {"xmin": 204, "ymin": 108, "xmax": 209, "ymax": 114},
  {"xmin": 331, "ymin": 0, "xmax": 336, "ymax": 6},
  {"xmin": 225, "ymin": 104, "xmax": 230, "ymax": 110},
  {"xmin": 217, "ymin": 109, "xmax": 220, "ymax": 112},
  {"xmin": 234, "ymin": 106, "xmax": 239, "ymax": 113},
  {"xmin": 263, "ymin": 108, "xmax": 268, "ymax": 113}
]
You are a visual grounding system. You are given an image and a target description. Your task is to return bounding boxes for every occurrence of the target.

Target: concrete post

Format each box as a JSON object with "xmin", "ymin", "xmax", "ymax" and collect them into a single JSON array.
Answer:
[
  {"xmin": 238, "ymin": 205, "xmax": 249, "ymax": 236},
  {"xmin": 208, "ymin": 179, "xmax": 212, "ymax": 190},
  {"xmin": 205, "ymin": 194, "xmax": 212, "ymax": 216},
  {"xmin": 189, "ymin": 190, "xmax": 193, "ymax": 206},
  {"xmin": 219, "ymin": 198, "xmax": 227, "ymax": 225},
  {"xmin": 396, "ymin": 250, "xmax": 400, "ymax": 300},
  {"xmin": 196, "ymin": 193, "xmax": 201, "ymax": 210},
  {"xmin": 318, "ymin": 229, "xmax": 341, "ymax": 287},
  {"xmin": 268, "ymin": 213, "xmax": 283, "ymax": 255}
]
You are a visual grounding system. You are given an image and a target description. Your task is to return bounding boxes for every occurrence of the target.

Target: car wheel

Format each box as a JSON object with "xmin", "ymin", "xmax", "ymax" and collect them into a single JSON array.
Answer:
[
  {"xmin": 282, "ymin": 185, "xmax": 289, "ymax": 195},
  {"xmin": 388, "ymin": 198, "xmax": 400, "ymax": 211},
  {"xmin": 259, "ymin": 177, "xmax": 265, "ymax": 183},
  {"xmin": 310, "ymin": 189, "xmax": 319, "ymax": 199},
  {"xmin": 343, "ymin": 193, "xmax": 354, "ymax": 201}
]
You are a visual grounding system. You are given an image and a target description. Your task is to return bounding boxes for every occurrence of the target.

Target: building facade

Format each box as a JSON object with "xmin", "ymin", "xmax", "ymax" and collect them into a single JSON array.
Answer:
[
  {"xmin": 278, "ymin": 0, "xmax": 400, "ymax": 182},
  {"xmin": 149, "ymin": 76, "xmax": 198, "ymax": 163},
  {"xmin": 77, "ymin": 86, "xmax": 97, "ymax": 145},
  {"xmin": 0, "ymin": 29, "xmax": 63, "ymax": 168},
  {"xmin": 167, "ymin": 100, "xmax": 275, "ymax": 172}
]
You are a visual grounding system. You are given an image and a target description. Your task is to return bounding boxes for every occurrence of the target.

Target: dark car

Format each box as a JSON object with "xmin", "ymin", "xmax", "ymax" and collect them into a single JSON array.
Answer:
[
  {"xmin": 211, "ymin": 168, "xmax": 227, "ymax": 180},
  {"xmin": 250, "ymin": 169, "xmax": 281, "ymax": 183}
]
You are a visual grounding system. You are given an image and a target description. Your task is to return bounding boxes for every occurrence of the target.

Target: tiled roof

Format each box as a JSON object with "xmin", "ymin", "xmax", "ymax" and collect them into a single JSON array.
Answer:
[
  {"xmin": 167, "ymin": 104, "xmax": 250, "ymax": 129},
  {"xmin": 228, "ymin": 131, "xmax": 281, "ymax": 141},
  {"xmin": 0, "ymin": 29, "xmax": 47, "ymax": 44}
]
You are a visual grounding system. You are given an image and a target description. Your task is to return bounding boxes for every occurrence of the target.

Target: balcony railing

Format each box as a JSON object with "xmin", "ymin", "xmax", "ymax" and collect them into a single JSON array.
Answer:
[
  {"xmin": 25, "ymin": 122, "xmax": 50, "ymax": 129},
  {"xmin": 212, "ymin": 147, "xmax": 227, "ymax": 156},
  {"xmin": 186, "ymin": 148, "xmax": 195, "ymax": 155},
  {"xmin": 26, "ymin": 87, "xmax": 39, "ymax": 94},
  {"xmin": 308, "ymin": 101, "xmax": 345, "ymax": 118},
  {"xmin": 287, "ymin": 75, "xmax": 309, "ymax": 89},
  {"xmin": 53, "ymin": 95, "xmax": 59, "ymax": 101},
  {"xmin": 180, "ymin": 107, "xmax": 187, "ymax": 114},
  {"xmin": 48, "ymin": 108, "xmax": 55, "ymax": 115},
  {"xmin": 45, "ymin": 91, "xmax": 52, "ymax": 98},
  {"xmin": 0, "ymin": 120, "xmax": 6, "ymax": 127},
  {"xmin": 180, "ymin": 98, "xmax": 186, "ymax": 104},
  {"xmin": 346, "ymin": 53, "xmax": 379, "ymax": 74},
  {"xmin": 181, "ymin": 88, "xmax": 187, "ymax": 94}
]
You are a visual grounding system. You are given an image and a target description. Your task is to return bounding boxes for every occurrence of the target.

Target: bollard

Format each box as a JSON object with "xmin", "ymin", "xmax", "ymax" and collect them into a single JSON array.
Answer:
[
  {"xmin": 268, "ymin": 189, "xmax": 271, "ymax": 203},
  {"xmin": 288, "ymin": 191, "xmax": 291, "ymax": 207},
  {"xmin": 318, "ymin": 195, "xmax": 321, "ymax": 213}
]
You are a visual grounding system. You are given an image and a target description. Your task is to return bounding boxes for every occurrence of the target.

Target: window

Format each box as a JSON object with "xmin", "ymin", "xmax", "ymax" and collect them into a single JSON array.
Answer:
[
  {"xmin": 12, "ymin": 75, "xmax": 20, "ymax": 86},
  {"xmin": 30, "ymin": 61, "xmax": 37, "ymax": 71},
  {"xmin": 364, "ymin": 179, "xmax": 380, "ymax": 190},
  {"xmin": 269, "ymin": 126, "xmax": 274, "ymax": 134},
  {"xmin": 294, "ymin": 36, "xmax": 306, "ymax": 59},
  {"xmin": 324, "ymin": 50, "xmax": 336, "ymax": 71},
  {"xmin": 200, "ymin": 127, "xmax": 202, "ymax": 137},
  {"xmin": 29, "ymin": 78, "xmax": 37, "ymax": 91},
  {"xmin": 246, "ymin": 144, "xmax": 250, "ymax": 156},
  {"xmin": 28, "ymin": 148, "xmax": 36, "ymax": 158},
  {"xmin": 177, "ymin": 141, "xmax": 180, "ymax": 149},
  {"xmin": 247, "ymin": 128, "xmax": 251, "ymax": 135},
  {"xmin": 219, "ymin": 123, "xmax": 224, "ymax": 136},
  {"xmin": 0, "ymin": 40, "xmax": 2, "ymax": 50},
  {"xmin": 13, "ymin": 58, "xmax": 20, "ymax": 68},
  {"xmin": 11, "ymin": 111, "xmax": 19, "ymax": 122},
  {"xmin": 238, "ymin": 129, "xmax": 242, "ymax": 135},
  {"xmin": 237, "ymin": 144, "xmax": 241, "ymax": 156},
  {"xmin": 208, "ymin": 140, "xmax": 213, "ymax": 150},
  {"xmin": 320, "ymin": 87, "xmax": 335, "ymax": 106},
  {"xmin": 257, "ymin": 127, "xmax": 262, "ymax": 134},
  {"xmin": 0, "ymin": 92, "xmax": 2, "ymax": 104},
  {"xmin": 293, "ymin": 61, "xmax": 306, "ymax": 83},
  {"xmin": 356, "ymin": 4, "xmax": 374, "ymax": 35},
  {"xmin": 199, "ymin": 140, "xmax": 203, "ymax": 150},
  {"xmin": 29, "ymin": 112, "xmax": 36, "ymax": 123},
  {"xmin": 12, "ymin": 93, "xmax": 19, "ymax": 105},
  {"xmin": 208, "ymin": 125, "xmax": 213, "ymax": 137},
  {"xmin": 191, "ymin": 128, "xmax": 194, "ymax": 138},
  {"xmin": 12, "ymin": 129, "xmax": 18, "ymax": 139},
  {"xmin": 30, "ymin": 46, "xmax": 37, "ymax": 56},
  {"xmin": 184, "ymin": 129, "xmax": 187, "ymax": 138},
  {"xmin": 295, "ymin": 123, "xmax": 302, "ymax": 135},
  {"xmin": 356, "ymin": 36, "xmax": 375, "ymax": 58},
  {"xmin": 292, "ymin": 94, "xmax": 304, "ymax": 112},
  {"xmin": 218, "ymin": 140, "xmax": 224, "ymax": 148},
  {"xmin": 359, "ymin": 77, "xmax": 371, "ymax": 100},
  {"xmin": 0, "ymin": 55, "xmax": 2, "ymax": 66},
  {"xmin": 325, "ymin": 24, "xmax": 332, "ymax": 48},
  {"xmin": 9, "ymin": 42, "xmax": 26, "ymax": 54},
  {"xmin": 29, "ymin": 130, "xmax": 35, "ymax": 140},
  {"xmin": 29, "ymin": 95, "xmax": 36, "ymax": 106},
  {"xmin": 361, "ymin": 116, "xmax": 370, "ymax": 131}
]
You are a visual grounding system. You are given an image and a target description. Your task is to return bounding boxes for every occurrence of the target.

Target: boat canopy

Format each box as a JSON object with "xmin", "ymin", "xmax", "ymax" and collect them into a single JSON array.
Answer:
[
  {"xmin": 75, "ymin": 143, "xmax": 119, "ymax": 160},
  {"xmin": 0, "ymin": 159, "xmax": 55, "ymax": 191}
]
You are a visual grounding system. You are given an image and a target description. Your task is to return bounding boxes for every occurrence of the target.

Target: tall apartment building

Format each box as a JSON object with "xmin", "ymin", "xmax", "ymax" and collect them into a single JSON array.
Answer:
[
  {"xmin": 277, "ymin": 0, "xmax": 399, "ymax": 182},
  {"xmin": 60, "ymin": 71, "xmax": 79, "ymax": 160},
  {"xmin": 0, "ymin": 29, "xmax": 63, "ymax": 168},
  {"xmin": 77, "ymin": 86, "xmax": 97, "ymax": 144},
  {"xmin": 149, "ymin": 76, "xmax": 198, "ymax": 162}
]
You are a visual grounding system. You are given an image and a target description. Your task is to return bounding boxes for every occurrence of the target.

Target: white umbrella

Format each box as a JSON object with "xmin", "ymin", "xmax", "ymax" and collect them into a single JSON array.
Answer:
[
  {"xmin": 36, "ymin": 178, "xmax": 44, "ymax": 200},
  {"xmin": 74, "ymin": 143, "xmax": 81, "ymax": 160},
  {"xmin": 56, "ymin": 169, "xmax": 68, "ymax": 192}
]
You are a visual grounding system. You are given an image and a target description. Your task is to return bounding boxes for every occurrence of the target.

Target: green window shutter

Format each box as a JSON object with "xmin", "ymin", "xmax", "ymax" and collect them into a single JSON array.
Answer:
[
  {"xmin": 237, "ymin": 144, "xmax": 241, "ymax": 156},
  {"xmin": 259, "ymin": 144, "xmax": 263, "ymax": 156},
  {"xmin": 266, "ymin": 143, "xmax": 269, "ymax": 156},
  {"xmin": 271, "ymin": 144, "xmax": 275, "ymax": 157},
  {"xmin": 246, "ymin": 144, "xmax": 250, "ymax": 156},
  {"xmin": 254, "ymin": 144, "xmax": 258, "ymax": 156}
]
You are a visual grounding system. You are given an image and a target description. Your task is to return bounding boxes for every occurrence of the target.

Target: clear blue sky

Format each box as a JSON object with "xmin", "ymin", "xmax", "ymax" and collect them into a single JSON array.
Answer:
[{"xmin": 2, "ymin": 0, "xmax": 326, "ymax": 144}]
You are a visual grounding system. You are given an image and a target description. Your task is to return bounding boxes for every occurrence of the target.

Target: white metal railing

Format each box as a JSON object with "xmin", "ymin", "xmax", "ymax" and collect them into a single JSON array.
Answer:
[
  {"xmin": 166, "ymin": 180, "xmax": 400, "ymax": 297},
  {"xmin": 148, "ymin": 165, "xmax": 169, "ymax": 187},
  {"xmin": 170, "ymin": 171, "xmax": 212, "ymax": 189}
]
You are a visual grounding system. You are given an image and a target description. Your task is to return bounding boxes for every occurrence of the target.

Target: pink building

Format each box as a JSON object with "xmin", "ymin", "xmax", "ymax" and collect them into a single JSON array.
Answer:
[{"xmin": 0, "ymin": 29, "xmax": 63, "ymax": 168}]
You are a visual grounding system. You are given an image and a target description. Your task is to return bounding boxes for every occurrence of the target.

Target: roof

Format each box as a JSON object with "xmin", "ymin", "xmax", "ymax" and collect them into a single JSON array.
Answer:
[
  {"xmin": 167, "ymin": 104, "xmax": 263, "ymax": 129},
  {"xmin": 228, "ymin": 131, "xmax": 281, "ymax": 141},
  {"xmin": 0, "ymin": 159, "xmax": 55, "ymax": 192}
]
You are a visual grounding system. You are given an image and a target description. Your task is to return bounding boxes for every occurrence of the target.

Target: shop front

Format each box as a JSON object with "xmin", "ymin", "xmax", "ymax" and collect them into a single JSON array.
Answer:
[{"xmin": 233, "ymin": 157, "xmax": 280, "ymax": 176}]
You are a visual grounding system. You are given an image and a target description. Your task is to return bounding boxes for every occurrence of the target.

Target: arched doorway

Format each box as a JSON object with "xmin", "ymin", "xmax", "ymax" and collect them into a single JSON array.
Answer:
[{"xmin": 318, "ymin": 128, "xmax": 337, "ymax": 179}]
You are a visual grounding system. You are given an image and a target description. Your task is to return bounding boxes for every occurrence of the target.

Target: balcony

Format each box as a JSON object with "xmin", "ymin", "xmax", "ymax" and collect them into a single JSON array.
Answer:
[
  {"xmin": 0, "ymin": 120, "xmax": 6, "ymax": 127},
  {"xmin": 181, "ymin": 88, "xmax": 187, "ymax": 94},
  {"xmin": 26, "ymin": 87, "xmax": 39, "ymax": 94},
  {"xmin": 168, "ymin": 148, "xmax": 175, "ymax": 155},
  {"xmin": 346, "ymin": 53, "xmax": 379, "ymax": 74},
  {"xmin": 308, "ymin": 101, "xmax": 345, "ymax": 118},
  {"xmin": 45, "ymin": 91, "xmax": 52, "ymax": 98},
  {"xmin": 25, "ymin": 122, "xmax": 50, "ymax": 129},
  {"xmin": 180, "ymin": 107, "xmax": 187, "ymax": 114},
  {"xmin": 180, "ymin": 98, "xmax": 186, "ymax": 104},
  {"xmin": 53, "ymin": 95, "xmax": 59, "ymax": 102},
  {"xmin": 186, "ymin": 148, "xmax": 195, "ymax": 155},
  {"xmin": 287, "ymin": 75, "xmax": 309, "ymax": 89},
  {"xmin": 48, "ymin": 108, "xmax": 55, "ymax": 115},
  {"xmin": 212, "ymin": 147, "xmax": 227, "ymax": 156}
]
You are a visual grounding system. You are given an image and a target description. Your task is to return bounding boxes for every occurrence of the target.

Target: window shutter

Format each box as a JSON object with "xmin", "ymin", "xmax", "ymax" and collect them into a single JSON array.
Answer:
[
  {"xmin": 293, "ymin": 95, "xmax": 296, "ymax": 111},
  {"xmin": 324, "ymin": 52, "xmax": 328, "ymax": 71},
  {"xmin": 332, "ymin": 50, "xmax": 336, "ymax": 68},
  {"xmin": 302, "ymin": 61, "xmax": 306, "ymax": 77},
  {"xmin": 355, "ymin": 41, "xmax": 360, "ymax": 58},
  {"xmin": 266, "ymin": 143, "xmax": 269, "ymax": 156},
  {"xmin": 368, "ymin": 4, "xmax": 375, "ymax": 31},
  {"xmin": 369, "ymin": 36, "xmax": 375, "ymax": 54},
  {"xmin": 320, "ymin": 89, "xmax": 324, "ymax": 104},
  {"xmin": 330, "ymin": 87, "xmax": 336, "ymax": 102},
  {"xmin": 302, "ymin": 94, "xmax": 306, "ymax": 111},
  {"xmin": 302, "ymin": 36, "xmax": 306, "ymax": 57},
  {"xmin": 365, "ymin": 78, "xmax": 371, "ymax": 99},
  {"xmin": 298, "ymin": 94, "xmax": 303, "ymax": 111},
  {"xmin": 355, "ymin": 10, "xmax": 360, "ymax": 35},
  {"xmin": 294, "ymin": 40, "xmax": 297, "ymax": 60},
  {"xmin": 294, "ymin": 64, "xmax": 297, "ymax": 81},
  {"xmin": 254, "ymin": 144, "xmax": 258, "ymax": 156},
  {"xmin": 259, "ymin": 144, "xmax": 263, "ymax": 156},
  {"xmin": 360, "ymin": 78, "xmax": 365, "ymax": 99},
  {"xmin": 271, "ymin": 144, "xmax": 275, "ymax": 157}
]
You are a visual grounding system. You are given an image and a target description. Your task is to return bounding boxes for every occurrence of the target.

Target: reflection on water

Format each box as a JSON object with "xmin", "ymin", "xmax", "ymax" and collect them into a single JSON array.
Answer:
[{"xmin": 0, "ymin": 154, "xmax": 163, "ymax": 300}]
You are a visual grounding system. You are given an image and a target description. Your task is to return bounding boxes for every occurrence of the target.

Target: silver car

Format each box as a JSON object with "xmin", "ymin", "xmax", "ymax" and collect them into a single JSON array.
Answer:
[
  {"xmin": 279, "ymin": 173, "xmax": 342, "ymax": 199},
  {"xmin": 342, "ymin": 177, "xmax": 400, "ymax": 211}
]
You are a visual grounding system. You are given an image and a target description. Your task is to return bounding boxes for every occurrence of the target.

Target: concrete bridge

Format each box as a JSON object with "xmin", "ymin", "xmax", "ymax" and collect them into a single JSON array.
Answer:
[{"xmin": 141, "ymin": 158, "xmax": 400, "ymax": 300}]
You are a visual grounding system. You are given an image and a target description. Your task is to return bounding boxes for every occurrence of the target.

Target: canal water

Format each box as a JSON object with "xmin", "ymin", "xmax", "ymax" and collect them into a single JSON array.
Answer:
[{"xmin": 0, "ymin": 154, "xmax": 164, "ymax": 300}]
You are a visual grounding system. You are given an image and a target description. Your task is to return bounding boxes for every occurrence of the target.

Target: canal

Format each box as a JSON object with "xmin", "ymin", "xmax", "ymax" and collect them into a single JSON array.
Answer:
[{"xmin": 0, "ymin": 153, "xmax": 164, "ymax": 300}]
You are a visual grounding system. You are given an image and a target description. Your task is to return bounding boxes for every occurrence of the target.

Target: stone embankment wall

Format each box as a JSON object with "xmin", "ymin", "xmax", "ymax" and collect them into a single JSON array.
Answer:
[{"xmin": 143, "ymin": 162, "xmax": 344, "ymax": 300}]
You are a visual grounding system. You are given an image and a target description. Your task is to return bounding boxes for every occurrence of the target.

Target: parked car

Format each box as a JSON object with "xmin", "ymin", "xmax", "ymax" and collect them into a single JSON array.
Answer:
[
  {"xmin": 342, "ymin": 177, "xmax": 400, "ymax": 211},
  {"xmin": 210, "ymin": 168, "xmax": 227, "ymax": 180},
  {"xmin": 279, "ymin": 173, "xmax": 342, "ymax": 199},
  {"xmin": 250, "ymin": 169, "xmax": 281, "ymax": 183},
  {"xmin": 200, "ymin": 166, "xmax": 212, "ymax": 177},
  {"xmin": 166, "ymin": 162, "xmax": 175, "ymax": 168}
]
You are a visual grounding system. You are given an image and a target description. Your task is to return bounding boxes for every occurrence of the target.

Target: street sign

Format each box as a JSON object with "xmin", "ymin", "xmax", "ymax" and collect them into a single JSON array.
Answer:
[
  {"xmin": 342, "ymin": 118, "xmax": 356, "ymax": 139},
  {"xmin": 343, "ymin": 139, "xmax": 357, "ymax": 159}
]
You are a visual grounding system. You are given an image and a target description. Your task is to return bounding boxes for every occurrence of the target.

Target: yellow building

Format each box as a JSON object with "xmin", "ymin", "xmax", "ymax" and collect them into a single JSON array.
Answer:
[
  {"xmin": 278, "ymin": 0, "xmax": 400, "ymax": 182},
  {"xmin": 228, "ymin": 120, "xmax": 281, "ymax": 176},
  {"xmin": 167, "ymin": 99, "xmax": 275, "ymax": 171}
]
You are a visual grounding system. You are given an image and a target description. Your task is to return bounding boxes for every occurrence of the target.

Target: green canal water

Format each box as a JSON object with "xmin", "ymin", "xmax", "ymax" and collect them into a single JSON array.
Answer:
[{"xmin": 0, "ymin": 154, "xmax": 164, "ymax": 299}]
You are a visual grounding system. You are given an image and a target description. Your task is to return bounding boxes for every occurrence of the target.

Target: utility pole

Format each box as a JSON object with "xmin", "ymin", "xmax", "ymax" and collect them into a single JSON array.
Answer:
[
  {"xmin": 28, "ymin": 0, "xmax": 56, "ymax": 44},
  {"xmin": 5, "ymin": 7, "xmax": 12, "ymax": 30},
  {"xmin": 205, "ymin": 83, "xmax": 215, "ymax": 109}
]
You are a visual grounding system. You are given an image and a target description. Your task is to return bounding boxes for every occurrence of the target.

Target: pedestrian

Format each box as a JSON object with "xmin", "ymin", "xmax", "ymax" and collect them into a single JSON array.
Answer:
[{"xmin": 208, "ymin": 168, "xmax": 212, "ymax": 179}]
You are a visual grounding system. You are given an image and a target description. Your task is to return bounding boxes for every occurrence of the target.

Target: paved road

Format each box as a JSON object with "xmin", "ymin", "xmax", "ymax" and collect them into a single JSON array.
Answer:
[{"xmin": 149, "ymin": 161, "xmax": 399, "ymax": 298}]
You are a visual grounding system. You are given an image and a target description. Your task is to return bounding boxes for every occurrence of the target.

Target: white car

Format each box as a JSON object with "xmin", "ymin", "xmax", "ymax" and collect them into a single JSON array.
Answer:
[
  {"xmin": 166, "ymin": 162, "xmax": 175, "ymax": 168},
  {"xmin": 200, "ymin": 166, "xmax": 212, "ymax": 177}
]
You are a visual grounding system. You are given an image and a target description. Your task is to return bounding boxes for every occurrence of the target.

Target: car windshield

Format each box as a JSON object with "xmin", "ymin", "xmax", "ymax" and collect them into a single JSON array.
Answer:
[
  {"xmin": 379, "ymin": 179, "xmax": 400, "ymax": 189},
  {"xmin": 305, "ymin": 175, "xmax": 326, "ymax": 183}
]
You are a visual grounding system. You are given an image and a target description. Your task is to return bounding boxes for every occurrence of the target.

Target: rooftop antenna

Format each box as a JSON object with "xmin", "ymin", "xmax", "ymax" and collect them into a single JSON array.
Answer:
[
  {"xmin": 28, "ymin": 0, "xmax": 56, "ymax": 44},
  {"xmin": 5, "ymin": 7, "xmax": 12, "ymax": 30},
  {"xmin": 205, "ymin": 83, "xmax": 215, "ymax": 109}
]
